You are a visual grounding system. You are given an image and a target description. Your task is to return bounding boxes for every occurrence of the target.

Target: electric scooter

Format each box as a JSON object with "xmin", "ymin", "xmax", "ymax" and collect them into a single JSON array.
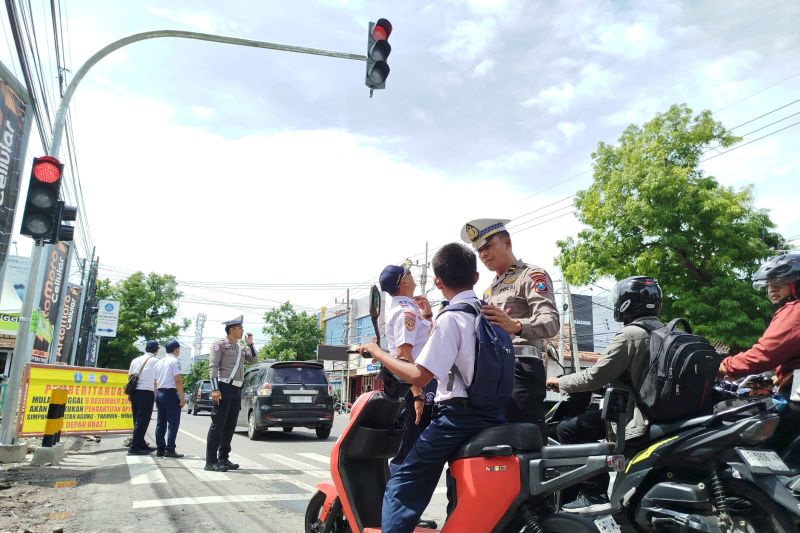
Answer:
[{"xmin": 304, "ymin": 286, "xmax": 627, "ymax": 533}]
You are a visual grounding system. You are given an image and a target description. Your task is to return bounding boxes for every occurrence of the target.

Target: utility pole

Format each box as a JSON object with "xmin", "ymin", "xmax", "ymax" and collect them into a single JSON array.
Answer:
[
  {"xmin": 344, "ymin": 289, "xmax": 351, "ymax": 406},
  {"xmin": 193, "ymin": 313, "xmax": 206, "ymax": 364},
  {"xmin": 565, "ymin": 283, "xmax": 580, "ymax": 373},
  {"xmin": 420, "ymin": 242, "xmax": 429, "ymax": 295},
  {"xmin": 558, "ymin": 282, "xmax": 566, "ymax": 371}
]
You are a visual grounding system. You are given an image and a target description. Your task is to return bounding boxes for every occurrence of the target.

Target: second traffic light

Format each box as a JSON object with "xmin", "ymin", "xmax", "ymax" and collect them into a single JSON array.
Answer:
[
  {"xmin": 365, "ymin": 18, "xmax": 392, "ymax": 94},
  {"xmin": 19, "ymin": 156, "xmax": 77, "ymax": 243}
]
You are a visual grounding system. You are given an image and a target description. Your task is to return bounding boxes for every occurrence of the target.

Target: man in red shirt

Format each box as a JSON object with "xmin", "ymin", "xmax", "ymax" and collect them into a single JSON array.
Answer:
[{"xmin": 719, "ymin": 253, "xmax": 800, "ymax": 466}]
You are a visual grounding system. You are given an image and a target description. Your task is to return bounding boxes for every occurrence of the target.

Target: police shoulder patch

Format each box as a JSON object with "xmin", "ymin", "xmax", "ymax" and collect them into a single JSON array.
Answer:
[
  {"xmin": 404, "ymin": 316, "xmax": 416, "ymax": 331},
  {"xmin": 529, "ymin": 271, "xmax": 549, "ymax": 294}
]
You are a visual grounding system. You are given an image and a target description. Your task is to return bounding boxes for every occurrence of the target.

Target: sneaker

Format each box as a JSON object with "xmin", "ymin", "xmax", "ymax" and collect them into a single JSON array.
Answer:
[
  {"xmin": 127, "ymin": 448, "xmax": 152, "ymax": 456},
  {"xmin": 204, "ymin": 462, "xmax": 228, "ymax": 472},
  {"xmin": 219, "ymin": 459, "xmax": 239, "ymax": 470},
  {"xmin": 164, "ymin": 451, "xmax": 184, "ymax": 458},
  {"xmin": 156, "ymin": 449, "xmax": 165, "ymax": 457},
  {"xmin": 562, "ymin": 492, "xmax": 612, "ymax": 513}
]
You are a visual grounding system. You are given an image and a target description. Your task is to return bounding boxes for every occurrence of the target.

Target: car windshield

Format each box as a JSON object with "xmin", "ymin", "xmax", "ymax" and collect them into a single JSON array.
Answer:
[
  {"xmin": 270, "ymin": 366, "xmax": 326, "ymax": 384},
  {"xmin": 200, "ymin": 382, "xmax": 212, "ymax": 391}
]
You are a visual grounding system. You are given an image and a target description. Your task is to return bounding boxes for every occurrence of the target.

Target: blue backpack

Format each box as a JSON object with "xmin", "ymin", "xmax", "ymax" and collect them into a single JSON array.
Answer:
[{"xmin": 440, "ymin": 301, "xmax": 515, "ymax": 411}]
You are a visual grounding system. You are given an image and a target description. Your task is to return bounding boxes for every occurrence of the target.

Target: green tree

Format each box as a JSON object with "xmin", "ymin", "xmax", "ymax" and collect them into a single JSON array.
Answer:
[
  {"xmin": 260, "ymin": 302, "xmax": 323, "ymax": 361},
  {"xmin": 95, "ymin": 272, "xmax": 190, "ymax": 369},
  {"xmin": 557, "ymin": 104, "xmax": 784, "ymax": 350},
  {"xmin": 183, "ymin": 359, "xmax": 209, "ymax": 395}
]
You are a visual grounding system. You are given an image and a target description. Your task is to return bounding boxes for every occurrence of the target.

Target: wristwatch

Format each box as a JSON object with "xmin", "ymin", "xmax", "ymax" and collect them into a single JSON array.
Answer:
[
  {"xmin": 422, "ymin": 313, "xmax": 433, "ymax": 320},
  {"xmin": 413, "ymin": 394, "xmax": 424, "ymax": 402}
]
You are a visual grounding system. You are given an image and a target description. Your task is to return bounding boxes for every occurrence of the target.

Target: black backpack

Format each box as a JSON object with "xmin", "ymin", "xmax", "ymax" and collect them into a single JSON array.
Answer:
[
  {"xmin": 440, "ymin": 301, "xmax": 515, "ymax": 411},
  {"xmin": 630, "ymin": 318, "xmax": 719, "ymax": 423}
]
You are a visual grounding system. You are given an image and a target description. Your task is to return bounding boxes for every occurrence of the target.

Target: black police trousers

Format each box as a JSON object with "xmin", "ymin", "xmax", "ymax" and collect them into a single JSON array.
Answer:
[
  {"xmin": 129, "ymin": 389, "xmax": 154, "ymax": 451},
  {"xmin": 206, "ymin": 381, "xmax": 241, "ymax": 464},
  {"xmin": 506, "ymin": 357, "xmax": 546, "ymax": 434}
]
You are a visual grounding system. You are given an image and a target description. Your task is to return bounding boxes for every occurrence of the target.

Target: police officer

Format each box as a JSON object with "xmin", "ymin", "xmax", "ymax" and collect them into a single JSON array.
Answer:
[
  {"xmin": 461, "ymin": 218, "xmax": 560, "ymax": 430},
  {"xmin": 205, "ymin": 315, "xmax": 259, "ymax": 472}
]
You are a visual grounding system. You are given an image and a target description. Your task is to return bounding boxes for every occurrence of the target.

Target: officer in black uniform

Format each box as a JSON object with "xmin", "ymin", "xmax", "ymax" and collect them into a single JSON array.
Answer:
[{"xmin": 205, "ymin": 315, "xmax": 259, "ymax": 472}]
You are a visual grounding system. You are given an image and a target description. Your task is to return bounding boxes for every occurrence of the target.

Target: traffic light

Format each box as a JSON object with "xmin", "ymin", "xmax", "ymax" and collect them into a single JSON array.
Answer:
[
  {"xmin": 19, "ymin": 156, "xmax": 77, "ymax": 243},
  {"xmin": 365, "ymin": 18, "xmax": 392, "ymax": 95}
]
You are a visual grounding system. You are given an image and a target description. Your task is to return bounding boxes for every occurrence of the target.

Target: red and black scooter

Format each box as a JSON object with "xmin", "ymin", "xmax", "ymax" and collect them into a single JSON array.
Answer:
[{"xmin": 304, "ymin": 287, "xmax": 626, "ymax": 533}]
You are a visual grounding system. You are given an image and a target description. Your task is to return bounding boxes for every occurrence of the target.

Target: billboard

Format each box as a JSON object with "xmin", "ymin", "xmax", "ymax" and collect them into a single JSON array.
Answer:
[
  {"xmin": 56, "ymin": 284, "xmax": 82, "ymax": 363},
  {"xmin": 0, "ymin": 62, "xmax": 33, "ymax": 274},
  {"xmin": 0, "ymin": 254, "xmax": 31, "ymax": 335},
  {"xmin": 31, "ymin": 242, "xmax": 70, "ymax": 362},
  {"xmin": 571, "ymin": 293, "xmax": 595, "ymax": 353},
  {"xmin": 17, "ymin": 363, "xmax": 133, "ymax": 436}
]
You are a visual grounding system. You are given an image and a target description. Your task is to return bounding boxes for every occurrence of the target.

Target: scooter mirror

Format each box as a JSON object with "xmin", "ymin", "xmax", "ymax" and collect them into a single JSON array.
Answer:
[{"xmin": 370, "ymin": 285, "xmax": 382, "ymax": 345}]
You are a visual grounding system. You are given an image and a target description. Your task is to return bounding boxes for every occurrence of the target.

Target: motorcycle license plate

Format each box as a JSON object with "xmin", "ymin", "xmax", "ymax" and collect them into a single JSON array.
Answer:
[
  {"xmin": 289, "ymin": 396, "xmax": 313, "ymax": 404},
  {"xmin": 737, "ymin": 448, "xmax": 791, "ymax": 473},
  {"xmin": 594, "ymin": 515, "xmax": 621, "ymax": 533}
]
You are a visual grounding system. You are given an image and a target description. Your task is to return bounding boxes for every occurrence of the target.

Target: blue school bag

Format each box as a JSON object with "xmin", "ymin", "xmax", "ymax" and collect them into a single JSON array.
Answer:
[{"xmin": 440, "ymin": 301, "xmax": 515, "ymax": 411}]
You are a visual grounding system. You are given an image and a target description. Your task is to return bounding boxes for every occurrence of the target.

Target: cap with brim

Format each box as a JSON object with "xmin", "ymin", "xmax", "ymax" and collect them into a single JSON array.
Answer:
[
  {"xmin": 460, "ymin": 218, "xmax": 511, "ymax": 250},
  {"xmin": 379, "ymin": 265, "xmax": 408, "ymax": 293},
  {"xmin": 223, "ymin": 315, "xmax": 244, "ymax": 328}
]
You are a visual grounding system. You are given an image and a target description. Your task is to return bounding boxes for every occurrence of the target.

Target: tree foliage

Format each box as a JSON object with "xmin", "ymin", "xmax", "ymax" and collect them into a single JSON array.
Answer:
[
  {"xmin": 557, "ymin": 104, "xmax": 784, "ymax": 350},
  {"xmin": 183, "ymin": 359, "xmax": 209, "ymax": 395},
  {"xmin": 95, "ymin": 272, "xmax": 190, "ymax": 369},
  {"xmin": 260, "ymin": 301, "xmax": 323, "ymax": 361}
]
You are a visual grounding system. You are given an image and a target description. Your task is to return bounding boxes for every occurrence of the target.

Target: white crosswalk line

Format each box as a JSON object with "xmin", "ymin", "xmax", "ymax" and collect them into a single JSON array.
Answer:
[
  {"xmin": 255, "ymin": 473, "xmax": 317, "ymax": 493},
  {"xmin": 127, "ymin": 455, "xmax": 167, "ymax": 485},
  {"xmin": 260, "ymin": 453, "xmax": 329, "ymax": 477},
  {"xmin": 183, "ymin": 456, "xmax": 230, "ymax": 481},
  {"xmin": 297, "ymin": 452, "xmax": 330, "ymax": 465},
  {"xmin": 132, "ymin": 493, "xmax": 309, "ymax": 509}
]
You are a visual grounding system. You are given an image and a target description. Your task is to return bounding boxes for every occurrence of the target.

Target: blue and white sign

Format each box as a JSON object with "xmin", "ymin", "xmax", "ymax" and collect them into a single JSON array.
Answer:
[{"xmin": 95, "ymin": 299, "xmax": 120, "ymax": 338}]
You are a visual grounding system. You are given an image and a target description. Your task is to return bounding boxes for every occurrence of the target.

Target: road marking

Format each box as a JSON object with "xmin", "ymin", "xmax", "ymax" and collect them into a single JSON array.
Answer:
[
  {"xmin": 260, "ymin": 453, "xmax": 329, "ymax": 477},
  {"xmin": 183, "ymin": 456, "xmax": 230, "ymax": 481},
  {"xmin": 178, "ymin": 428, "xmax": 206, "ymax": 443},
  {"xmin": 126, "ymin": 455, "xmax": 167, "ymax": 485},
  {"xmin": 255, "ymin": 473, "xmax": 317, "ymax": 493},
  {"xmin": 297, "ymin": 452, "xmax": 330, "ymax": 464},
  {"xmin": 132, "ymin": 493, "xmax": 309, "ymax": 508}
]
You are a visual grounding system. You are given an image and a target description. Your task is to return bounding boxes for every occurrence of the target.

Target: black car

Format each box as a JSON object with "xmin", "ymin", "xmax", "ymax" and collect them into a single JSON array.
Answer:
[
  {"xmin": 238, "ymin": 361, "xmax": 334, "ymax": 440},
  {"xmin": 187, "ymin": 380, "xmax": 214, "ymax": 415}
]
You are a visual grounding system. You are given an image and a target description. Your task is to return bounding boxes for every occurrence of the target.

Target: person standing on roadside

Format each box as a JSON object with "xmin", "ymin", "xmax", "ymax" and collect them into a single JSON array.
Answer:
[
  {"xmin": 154, "ymin": 339, "xmax": 185, "ymax": 458},
  {"xmin": 378, "ymin": 264, "xmax": 435, "ymax": 474},
  {"xmin": 205, "ymin": 315, "xmax": 259, "ymax": 472},
  {"xmin": 127, "ymin": 340, "xmax": 159, "ymax": 455},
  {"xmin": 461, "ymin": 218, "xmax": 560, "ymax": 431}
]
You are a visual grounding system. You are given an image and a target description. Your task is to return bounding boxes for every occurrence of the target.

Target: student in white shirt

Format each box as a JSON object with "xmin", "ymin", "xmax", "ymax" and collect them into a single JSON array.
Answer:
[
  {"xmin": 360, "ymin": 243, "xmax": 505, "ymax": 533},
  {"xmin": 154, "ymin": 339, "xmax": 185, "ymax": 458},
  {"xmin": 127, "ymin": 340, "xmax": 159, "ymax": 455}
]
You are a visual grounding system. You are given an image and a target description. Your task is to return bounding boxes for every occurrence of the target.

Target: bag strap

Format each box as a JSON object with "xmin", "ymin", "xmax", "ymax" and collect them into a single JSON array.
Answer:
[
  {"xmin": 628, "ymin": 320, "xmax": 656, "ymax": 334},
  {"xmin": 137, "ymin": 355, "xmax": 154, "ymax": 375},
  {"xmin": 441, "ymin": 300, "xmax": 481, "ymax": 392},
  {"xmin": 666, "ymin": 317, "xmax": 693, "ymax": 334}
]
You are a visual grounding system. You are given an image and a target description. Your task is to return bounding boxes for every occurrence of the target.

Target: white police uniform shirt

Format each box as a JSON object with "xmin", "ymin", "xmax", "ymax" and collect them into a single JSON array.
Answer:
[
  {"xmin": 386, "ymin": 296, "xmax": 430, "ymax": 361},
  {"xmin": 155, "ymin": 355, "xmax": 182, "ymax": 389},
  {"xmin": 415, "ymin": 290, "xmax": 479, "ymax": 403},
  {"xmin": 129, "ymin": 353, "xmax": 157, "ymax": 392}
]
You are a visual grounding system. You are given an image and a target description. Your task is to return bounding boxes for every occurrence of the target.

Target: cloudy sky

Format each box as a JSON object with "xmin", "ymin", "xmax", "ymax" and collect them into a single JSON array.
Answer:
[{"xmin": 2, "ymin": 0, "xmax": 799, "ymax": 351}]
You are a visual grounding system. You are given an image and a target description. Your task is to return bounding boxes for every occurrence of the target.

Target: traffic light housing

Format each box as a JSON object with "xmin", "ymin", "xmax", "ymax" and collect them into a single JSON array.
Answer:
[
  {"xmin": 365, "ymin": 18, "xmax": 392, "ymax": 95},
  {"xmin": 19, "ymin": 156, "xmax": 77, "ymax": 243}
]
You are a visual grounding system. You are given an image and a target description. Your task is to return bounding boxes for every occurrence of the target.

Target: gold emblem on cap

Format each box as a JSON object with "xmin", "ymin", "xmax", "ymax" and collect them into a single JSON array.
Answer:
[{"xmin": 466, "ymin": 224, "xmax": 480, "ymax": 242}]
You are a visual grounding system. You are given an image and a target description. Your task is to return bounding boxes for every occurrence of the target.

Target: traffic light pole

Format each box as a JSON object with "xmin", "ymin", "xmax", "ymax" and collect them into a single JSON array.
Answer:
[
  {"xmin": 49, "ymin": 29, "xmax": 367, "ymax": 156},
  {"xmin": 0, "ymin": 241, "xmax": 44, "ymax": 445}
]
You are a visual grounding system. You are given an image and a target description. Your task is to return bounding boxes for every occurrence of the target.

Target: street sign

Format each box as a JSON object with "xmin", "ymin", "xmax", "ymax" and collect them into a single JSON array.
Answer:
[{"xmin": 95, "ymin": 299, "xmax": 120, "ymax": 337}]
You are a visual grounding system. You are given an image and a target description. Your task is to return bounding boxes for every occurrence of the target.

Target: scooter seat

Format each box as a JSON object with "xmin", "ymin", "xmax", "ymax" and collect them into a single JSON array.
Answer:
[
  {"xmin": 452, "ymin": 423, "xmax": 542, "ymax": 460},
  {"xmin": 648, "ymin": 414, "xmax": 713, "ymax": 440}
]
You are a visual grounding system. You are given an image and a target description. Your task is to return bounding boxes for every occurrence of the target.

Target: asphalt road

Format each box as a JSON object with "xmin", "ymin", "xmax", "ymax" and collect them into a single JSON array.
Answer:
[{"xmin": 65, "ymin": 408, "xmax": 448, "ymax": 533}]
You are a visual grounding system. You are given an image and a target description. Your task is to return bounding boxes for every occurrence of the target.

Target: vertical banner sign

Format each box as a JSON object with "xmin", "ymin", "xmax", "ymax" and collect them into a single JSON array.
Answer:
[
  {"xmin": 0, "ymin": 62, "xmax": 32, "ymax": 274},
  {"xmin": 571, "ymin": 293, "xmax": 595, "ymax": 353},
  {"xmin": 86, "ymin": 334, "xmax": 99, "ymax": 367},
  {"xmin": 56, "ymin": 284, "xmax": 82, "ymax": 363},
  {"xmin": 31, "ymin": 242, "xmax": 70, "ymax": 362},
  {"xmin": 0, "ymin": 254, "xmax": 31, "ymax": 334}
]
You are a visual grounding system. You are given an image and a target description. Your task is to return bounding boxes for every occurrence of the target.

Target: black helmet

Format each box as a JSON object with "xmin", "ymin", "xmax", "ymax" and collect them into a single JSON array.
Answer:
[
  {"xmin": 752, "ymin": 253, "xmax": 800, "ymax": 291},
  {"xmin": 610, "ymin": 276, "xmax": 662, "ymax": 323}
]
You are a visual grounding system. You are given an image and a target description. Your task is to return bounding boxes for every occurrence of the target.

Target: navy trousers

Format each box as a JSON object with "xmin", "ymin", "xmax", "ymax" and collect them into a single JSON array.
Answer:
[
  {"xmin": 206, "ymin": 382, "xmax": 241, "ymax": 464},
  {"xmin": 382, "ymin": 402, "xmax": 505, "ymax": 533},
  {"xmin": 389, "ymin": 388, "xmax": 435, "ymax": 476},
  {"xmin": 506, "ymin": 357, "xmax": 547, "ymax": 434},
  {"xmin": 155, "ymin": 388, "xmax": 181, "ymax": 452},
  {"xmin": 130, "ymin": 389, "xmax": 154, "ymax": 451}
]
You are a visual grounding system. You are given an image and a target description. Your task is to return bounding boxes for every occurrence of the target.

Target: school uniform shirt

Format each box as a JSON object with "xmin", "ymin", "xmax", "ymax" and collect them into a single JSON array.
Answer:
[
  {"xmin": 415, "ymin": 290, "xmax": 479, "ymax": 403},
  {"xmin": 386, "ymin": 296, "xmax": 431, "ymax": 360},
  {"xmin": 155, "ymin": 355, "xmax": 182, "ymax": 389},
  {"xmin": 128, "ymin": 353, "xmax": 157, "ymax": 392}
]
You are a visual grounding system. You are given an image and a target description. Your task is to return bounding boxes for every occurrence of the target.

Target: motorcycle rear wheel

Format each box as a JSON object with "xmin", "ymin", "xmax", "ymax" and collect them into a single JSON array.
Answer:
[
  {"xmin": 715, "ymin": 478, "xmax": 796, "ymax": 533},
  {"xmin": 305, "ymin": 491, "xmax": 348, "ymax": 533}
]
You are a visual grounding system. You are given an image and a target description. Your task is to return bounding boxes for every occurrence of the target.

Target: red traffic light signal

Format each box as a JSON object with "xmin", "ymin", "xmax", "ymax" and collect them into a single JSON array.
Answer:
[
  {"xmin": 366, "ymin": 18, "xmax": 392, "ymax": 94},
  {"xmin": 20, "ymin": 157, "xmax": 64, "ymax": 240}
]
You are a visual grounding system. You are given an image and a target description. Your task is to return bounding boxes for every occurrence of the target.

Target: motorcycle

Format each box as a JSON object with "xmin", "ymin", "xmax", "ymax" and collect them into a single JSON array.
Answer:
[{"xmin": 304, "ymin": 285, "xmax": 627, "ymax": 532}]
